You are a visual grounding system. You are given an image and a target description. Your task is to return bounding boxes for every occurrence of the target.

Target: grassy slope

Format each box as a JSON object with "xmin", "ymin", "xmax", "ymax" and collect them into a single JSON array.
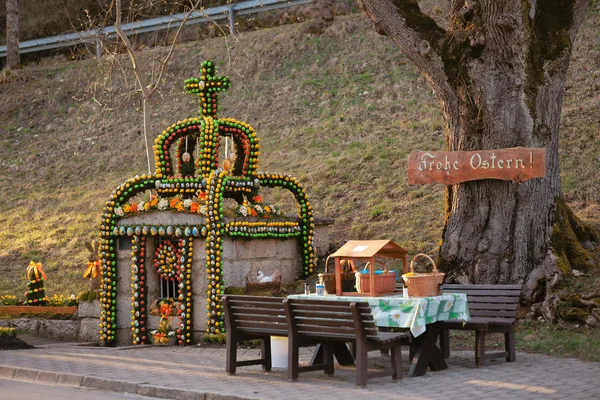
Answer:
[{"xmin": 0, "ymin": 7, "xmax": 598, "ymax": 298}]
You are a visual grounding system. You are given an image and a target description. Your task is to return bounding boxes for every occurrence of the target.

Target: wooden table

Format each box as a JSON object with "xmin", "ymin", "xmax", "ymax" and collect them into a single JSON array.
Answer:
[{"xmin": 288, "ymin": 293, "xmax": 470, "ymax": 377}]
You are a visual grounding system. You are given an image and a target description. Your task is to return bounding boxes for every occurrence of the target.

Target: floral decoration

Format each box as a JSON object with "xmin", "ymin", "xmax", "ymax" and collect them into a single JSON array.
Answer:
[
  {"xmin": 47, "ymin": 294, "xmax": 77, "ymax": 307},
  {"xmin": 236, "ymin": 198, "xmax": 281, "ymax": 218},
  {"xmin": 151, "ymin": 298, "xmax": 176, "ymax": 344},
  {"xmin": 0, "ymin": 295, "xmax": 18, "ymax": 305},
  {"xmin": 114, "ymin": 195, "xmax": 206, "ymax": 218}
]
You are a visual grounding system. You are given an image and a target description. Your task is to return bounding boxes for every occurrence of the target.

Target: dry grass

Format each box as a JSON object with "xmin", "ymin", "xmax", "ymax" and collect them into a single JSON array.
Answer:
[{"xmin": 0, "ymin": 6, "xmax": 598, "ymax": 298}]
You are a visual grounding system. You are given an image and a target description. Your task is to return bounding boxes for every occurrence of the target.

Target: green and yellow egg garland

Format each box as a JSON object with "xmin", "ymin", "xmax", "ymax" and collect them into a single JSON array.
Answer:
[{"xmin": 130, "ymin": 236, "xmax": 147, "ymax": 344}]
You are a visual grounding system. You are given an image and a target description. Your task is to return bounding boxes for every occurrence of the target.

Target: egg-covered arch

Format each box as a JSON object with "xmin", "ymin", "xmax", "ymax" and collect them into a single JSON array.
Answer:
[{"xmin": 98, "ymin": 60, "xmax": 316, "ymax": 346}]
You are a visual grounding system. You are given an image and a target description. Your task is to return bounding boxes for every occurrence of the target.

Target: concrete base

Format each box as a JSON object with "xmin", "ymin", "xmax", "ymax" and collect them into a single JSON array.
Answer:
[
  {"xmin": 78, "ymin": 318, "xmax": 100, "ymax": 342},
  {"xmin": 37, "ymin": 320, "xmax": 80, "ymax": 341},
  {"xmin": 78, "ymin": 300, "xmax": 100, "ymax": 318}
]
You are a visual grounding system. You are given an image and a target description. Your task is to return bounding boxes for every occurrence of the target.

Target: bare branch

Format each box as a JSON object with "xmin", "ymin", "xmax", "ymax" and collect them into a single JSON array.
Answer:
[
  {"xmin": 114, "ymin": 0, "xmax": 148, "ymax": 97},
  {"xmin": 147, "ymin": 0, "xmax": 203, "ymax": 97}
]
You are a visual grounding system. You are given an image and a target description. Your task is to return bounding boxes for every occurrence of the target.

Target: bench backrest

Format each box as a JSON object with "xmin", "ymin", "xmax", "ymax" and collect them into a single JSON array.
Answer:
[
  {"xmin": 283, "ymin": 298, "xmax": 378, "ymax": 341},
  {"xmin": 442, "ymin": 284, "xmax": 522, "ymax": 323},
  {"xmin": 223, "ymin": 295, "xmax": 287, "ymax": 336}
]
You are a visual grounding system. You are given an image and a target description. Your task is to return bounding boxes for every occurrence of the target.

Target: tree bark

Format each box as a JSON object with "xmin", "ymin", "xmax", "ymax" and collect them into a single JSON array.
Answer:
[
  {"xmin": 359, "ymin": 0, "xmax": 596, "ymax": 303},
  {"xmin": 6, "ymin": 0, "xmax": 19, "ymax": 69}
]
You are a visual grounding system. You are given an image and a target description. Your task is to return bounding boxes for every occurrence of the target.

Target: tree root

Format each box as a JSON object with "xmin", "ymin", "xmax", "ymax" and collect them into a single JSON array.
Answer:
[
  {"xmin": 550, "ymin": 198, "xmax": 596, "ymax": 274},
  {"xmin": 523, "ymin": 199, "xmax": 598, "ymax": 324}
]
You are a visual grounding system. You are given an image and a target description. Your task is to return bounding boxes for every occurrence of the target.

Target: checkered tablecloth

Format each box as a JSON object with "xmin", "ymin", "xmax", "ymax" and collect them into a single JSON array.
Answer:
[{"xmin": 287, "ymin": 293, "xmax": 470, "ymax": 337}]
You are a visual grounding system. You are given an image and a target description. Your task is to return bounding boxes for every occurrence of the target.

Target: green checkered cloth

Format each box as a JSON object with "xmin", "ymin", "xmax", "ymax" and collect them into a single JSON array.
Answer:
[{"xmin": 287, "ymin": 293, "xmax": 470, "ymax": 337}]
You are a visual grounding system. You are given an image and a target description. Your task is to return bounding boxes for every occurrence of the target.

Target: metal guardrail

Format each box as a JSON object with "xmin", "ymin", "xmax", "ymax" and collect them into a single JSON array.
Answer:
[{"xmin": 0, "ymin": 0, "xmax": 312, "ymax": 58}]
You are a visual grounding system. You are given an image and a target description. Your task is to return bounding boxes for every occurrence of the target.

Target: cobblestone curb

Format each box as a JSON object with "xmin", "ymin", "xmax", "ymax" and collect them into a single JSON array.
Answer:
[{"xmin": 0, "ymin": 365, "xmax": 233, "ymax": 400}]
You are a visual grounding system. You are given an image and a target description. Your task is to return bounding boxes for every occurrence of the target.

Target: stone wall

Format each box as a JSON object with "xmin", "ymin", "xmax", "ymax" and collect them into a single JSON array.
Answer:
[{"xmin": 0, "ymin": 318, "xmax": 81, "ymax": 342}]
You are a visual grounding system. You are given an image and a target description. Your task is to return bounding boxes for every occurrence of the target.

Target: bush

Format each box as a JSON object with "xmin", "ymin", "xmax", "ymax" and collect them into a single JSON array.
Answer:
[
  {"xmin": 202, "ymin": 332, "xmax": 227, "ymax": 344},
  {"xmin": 0, "ymin": 327, "xmax": 17, "ymax": 338},
  {"xmin": 0, "ymin": 294, "xmax": 19, "ymax": 305},
  {"xmin": 77, "ymin": 290, "xmax": 100, "ymax": 302}
]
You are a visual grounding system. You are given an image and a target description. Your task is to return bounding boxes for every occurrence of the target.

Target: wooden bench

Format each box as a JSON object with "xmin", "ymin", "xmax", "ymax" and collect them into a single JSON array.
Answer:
[
  {"xmin": 223, "ymin": 294, "xmax": 331, "ymax": 377},
  {"xmin": 223, "ymin": 295, "xmax": 287, "ymax": 375},
  {"xmin": 439, "ymin": 284, "xmax": 522, "ymax": 367},
  {"xmin": 284, "ymin": 298, "xmax": 411, "ymax": 387}
]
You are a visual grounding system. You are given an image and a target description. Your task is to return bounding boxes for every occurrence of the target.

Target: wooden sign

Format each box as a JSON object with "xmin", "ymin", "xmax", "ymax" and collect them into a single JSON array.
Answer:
[{"xmin": 408, "ymin": 147, "xmax": 546, "ymax": 185}]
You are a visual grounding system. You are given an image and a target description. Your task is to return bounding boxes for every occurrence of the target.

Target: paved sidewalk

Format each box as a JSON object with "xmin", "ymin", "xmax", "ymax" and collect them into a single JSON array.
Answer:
[{"xmin": 1, "ymin": 342, "xmax": 599, "ymax": 400}]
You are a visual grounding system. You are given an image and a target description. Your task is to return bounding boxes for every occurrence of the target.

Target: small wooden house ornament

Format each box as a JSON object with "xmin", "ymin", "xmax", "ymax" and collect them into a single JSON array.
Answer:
[{"xmin": 330, "ymin": 240, "xmax": 408, "ymax": 296}]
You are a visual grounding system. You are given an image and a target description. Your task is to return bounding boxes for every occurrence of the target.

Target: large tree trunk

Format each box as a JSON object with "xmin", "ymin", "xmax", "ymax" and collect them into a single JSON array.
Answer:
[
  {"xmin": 6, "ymin": 0, "xmax": 19, "ymax": 69},
  {"xmin": 359, "ymin": 0, "xmax": 596, "ymax": 305}
]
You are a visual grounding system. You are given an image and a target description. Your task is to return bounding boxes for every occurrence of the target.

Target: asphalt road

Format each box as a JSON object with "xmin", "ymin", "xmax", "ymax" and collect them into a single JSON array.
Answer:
[{"xmin": 0, "ymin": 379, "xmax": 168, "ymax": 400}]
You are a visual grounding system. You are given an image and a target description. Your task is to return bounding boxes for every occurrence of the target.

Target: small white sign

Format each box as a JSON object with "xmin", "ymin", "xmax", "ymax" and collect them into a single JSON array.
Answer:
[{"xmin": 352, "ymin": 245, "xmax": 368, "ymax": 252}]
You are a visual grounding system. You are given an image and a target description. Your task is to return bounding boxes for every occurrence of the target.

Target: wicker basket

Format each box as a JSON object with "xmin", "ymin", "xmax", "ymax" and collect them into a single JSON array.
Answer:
[
  {"xmin": 402, "ymin": 254, "xmax": 444, "ymax": 297},
  {"xmin": 355, "ymin": 262, "xmax": 397, "ymax": 295},
  {"xmin": 245, "ymin": 269, "xmax": 282, "ymax": 295},
  {"xmin": 319, "ymin": 256, "xmax": 356, "ymax": 294}
]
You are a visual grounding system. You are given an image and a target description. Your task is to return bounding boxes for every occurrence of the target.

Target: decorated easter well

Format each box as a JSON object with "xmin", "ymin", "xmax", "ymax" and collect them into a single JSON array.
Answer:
[{"xmin": 98, "ymin": 61, "xmax": 327, "ymax": 346}]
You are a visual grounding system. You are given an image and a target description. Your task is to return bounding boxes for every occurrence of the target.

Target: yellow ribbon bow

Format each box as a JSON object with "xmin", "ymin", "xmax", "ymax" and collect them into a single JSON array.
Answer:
[
  {"xmin": 83, "ymin": 260, "xmax": 101, "ymax": 279},
  {"xmin": 26, "ymin": 261, "xmax": 47, "ymax": 281}
]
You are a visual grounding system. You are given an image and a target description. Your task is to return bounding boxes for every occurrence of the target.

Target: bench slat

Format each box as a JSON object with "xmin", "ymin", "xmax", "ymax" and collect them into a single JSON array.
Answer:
[
  {"xmin": 285, "ymin": 302, "xmax": 357, "ymax": 313},
  {"xmin": 444, "ymin": 289, "xmax": 521, "ymax": 296},
  {"xmin": 470, "ymin": 310, "xmax": 518, "ymax": 318},
  {"xmin": 463, "ymin": 296, "xmax": 521, "ymax": 304},
  {"xmin": 468, "ymin": 303, "xmax": 519, "ymax": 311},
  {"xmin": 291, "ymin": 308, "xmax": 353, "ymax": 318},
  {"xmin": 442, "ymin": 316, "xmax": 516, "ymax": 327},
  {"xmin": 443, "ymin": 284, "xmax": 522, "ymax": 290},
  {"xmin": 296, "ymin": 324, "xmax": 379, "ymax": 337},
  {"xmin": 234, "ymin": 314, "xmax": 286, "ymax": 323},
  {"xmin": 228, "ymin": 298, "xmax": 284, "ymax": 307},
  {"xmin": 297, "ymin": 324, "xmax": 358, "ymax": 335},
  {"xmin": 294, "ymin": 316, "xmax": 356, "ymax": 328},
  {"xmin": 230, "ymin": 306, "xmax": 285, "ymax": 316},
  {"xmin": 236, "ymin": 326, "xmax": 289, "ymax": 335},
  {"xmin": 237, "ymin": 320, "xmax": 288, "ymax": 331}
]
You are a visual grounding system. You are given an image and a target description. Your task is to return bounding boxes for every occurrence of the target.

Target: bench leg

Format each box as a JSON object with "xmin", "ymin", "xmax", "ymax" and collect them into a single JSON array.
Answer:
[
  {"xmin": 390, "ymin": 343, "xmax": 402, "ymax": 381},
  {"xmin": 226, "ymin": 334, "xmax": 237, "ymax": 375},
  {"xmin": 261, "ymin": 338, "xmax": 272, "ymax": 372},
  {"xmin": 355, "ymin": 341, "xmax": 368, "ymax": 387},
  {"xmin": 288, "ymin": 336, "xmax": 299, "ymax": 381},
  {"xmin": 323, "ymin": 342, "xmax": 335, "ymax": 376},
  {"xmin": 379, "ymin": 327, "xmax": 390, "ymax": 356},
  {"xmin": 505, "ymin": 329, "xmax": 516, "ymax": 362},
  {"xmin": 475, "ymin": 330, "xmax": 486, "ymax": 367},
  {"xmin": 440, "ymin": 329, "xmax": 450, "ymax": 359}
]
